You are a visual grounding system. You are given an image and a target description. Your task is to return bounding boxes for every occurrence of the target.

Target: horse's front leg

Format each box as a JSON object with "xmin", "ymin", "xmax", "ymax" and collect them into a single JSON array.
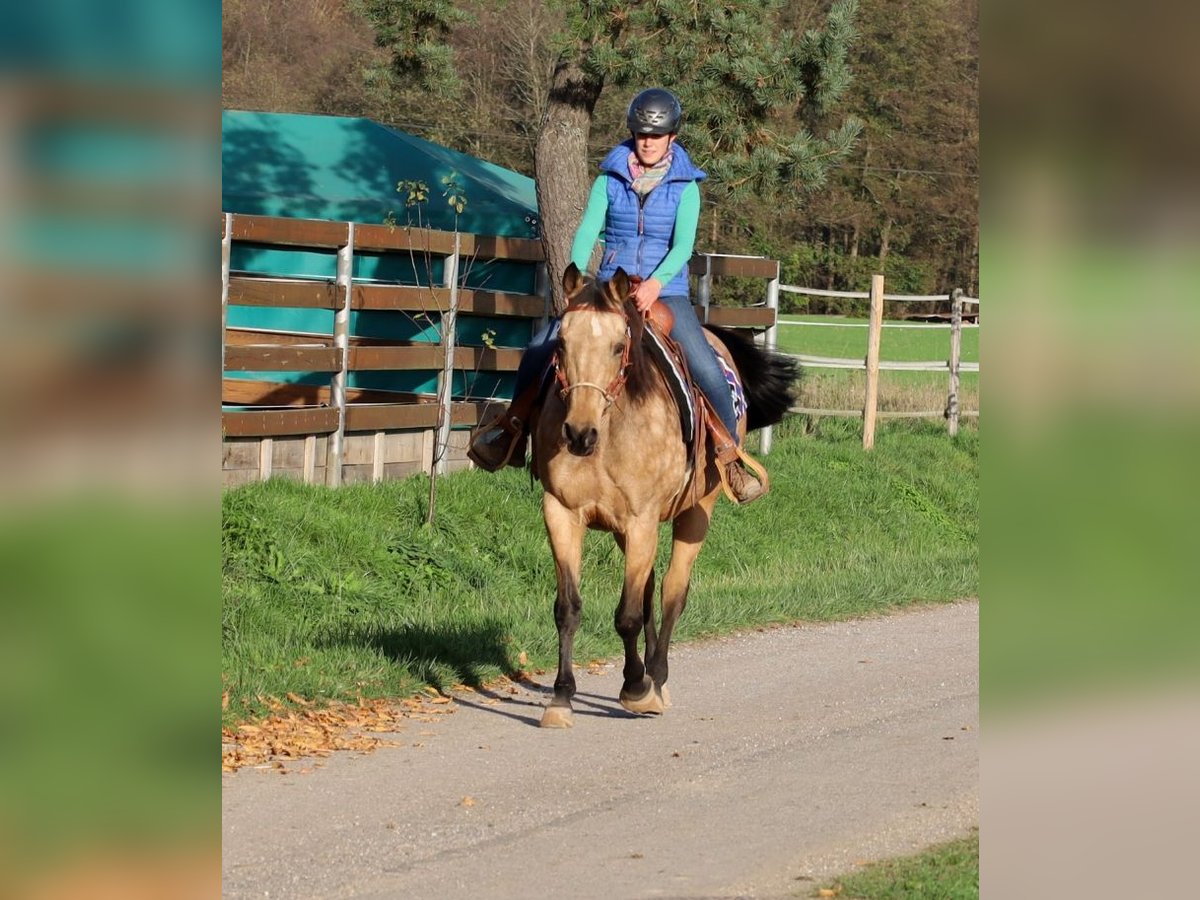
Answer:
[
  {"xmin": 615, "ymin": 518, "xmax": 666, "ymax": 715},
  {"xmin": 648, "ymin": 502, "xmax": 715, "ymax": 709},
  {"xmin": 541, "ymin": 496, "xmax": 586, "ymax": 728}
]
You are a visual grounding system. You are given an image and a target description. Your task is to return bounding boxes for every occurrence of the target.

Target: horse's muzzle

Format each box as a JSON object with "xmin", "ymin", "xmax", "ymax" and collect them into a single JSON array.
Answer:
[{"xmin": 562, "ymin": 422, "xmax": 599, "ymax": 456}]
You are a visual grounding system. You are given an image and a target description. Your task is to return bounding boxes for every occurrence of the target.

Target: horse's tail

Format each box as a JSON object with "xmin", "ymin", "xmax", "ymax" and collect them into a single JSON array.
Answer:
[{"xmin": 706, "ymin": 325, "xmax": 799, "ymax": 431}]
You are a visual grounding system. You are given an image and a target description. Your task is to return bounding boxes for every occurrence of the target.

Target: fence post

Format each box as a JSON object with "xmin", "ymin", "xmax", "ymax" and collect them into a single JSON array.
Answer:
[
  {"xmin": 862, "ymin": 273, "xmax": 885, "ymax": 450},
  {"xmin": 325, "ymin": 223, "xmax": 354, "ymax": 487},
  {"xmin": 760, "ymin": 260, "xmax": 780, "ymax": 456},
  {"xmin": 434, "ymin": 233, "xmax": 461, "ymax": 476},
  {"xmin": 697, "ymin": 254, "xmax": 712, "ymax": 324},
  {"xmin": 946, "ymin": 288, "xmax": 963, "ymax": 437}
]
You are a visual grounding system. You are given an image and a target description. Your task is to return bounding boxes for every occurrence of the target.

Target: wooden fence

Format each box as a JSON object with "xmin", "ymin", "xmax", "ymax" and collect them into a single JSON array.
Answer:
[
  {"xmin": 777, "ymin": 278, "xmax": 981, "ymax": 447},
  {"xmin": 221, "ymin": 214, "xmax": 779, "ymax": 487}
]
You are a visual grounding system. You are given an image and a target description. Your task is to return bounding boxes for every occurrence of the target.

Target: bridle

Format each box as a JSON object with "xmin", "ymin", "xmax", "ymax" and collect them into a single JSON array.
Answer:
[{"xmin": 553, "ymin": 304, "xmax": 633, "ymax": 410}]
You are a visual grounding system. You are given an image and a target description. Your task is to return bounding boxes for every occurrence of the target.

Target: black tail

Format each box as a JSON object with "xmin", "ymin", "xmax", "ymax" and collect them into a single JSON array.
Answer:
[{"xmin": 707, "ymin": 325, "xmax": 799, "ymax": 431}]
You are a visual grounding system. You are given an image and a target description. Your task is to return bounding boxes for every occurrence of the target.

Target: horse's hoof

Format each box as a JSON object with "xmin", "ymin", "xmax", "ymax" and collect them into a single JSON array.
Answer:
[
  {"xmin": 540, "ymin": 706, "xmax": 574, "ymax": 728},
  {"xmin": 619, "ymin": 682, "xmax": 665, "ymax": 716}
]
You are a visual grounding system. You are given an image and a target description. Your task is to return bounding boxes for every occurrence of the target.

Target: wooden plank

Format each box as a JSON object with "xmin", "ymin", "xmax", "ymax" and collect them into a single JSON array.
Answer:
[
  {"xmin": 352, "ymin": 284, "xmax": 544, "ymax": 317},
  {"xmin": 354, "ymin": 225, "xmax": 543, "ymax": 261},
  {"xmin": 258, "ymin": 438, "xmax": 273, "ymax": 481},
  {"xmin": 230, "ymin": 214, "xmax": 348, "ymax": 248},
  {"xmin": 349, "ymin": 345, "xmax": 440, "ymax": 370},
  {"xmin": 453, "ymin": 346, "xmax": 524, "ymax": 372},
  {"xmin": 224, "ymin": 346, "xmax": 342, "ymax": 372},
  {"xmin": 467, "ymin": 233, "xmax": 544, "ymax": 262},
  {"xmin": 222, "ymin": 407, "xmax": 341, "ymax": 437},
  {"xmin": 347, "ymin": 345, "xmax": 523, "ymax": 371},
  {"xmin": 354, "ymin": 222, "xmax": 460, "ymax": 255},
  {"xmin": 225, "ymin": 330, "xmax": 332, "ymax": 349},
  {"xmin": 688, "ymin": 256, "xmax": 779, "ymax": 279},
  {"xmin": 699, "ymin": 307, "xmax": 776, "ymax": 328},
  {"xmin": 344, "ymin": 402, "xmax": 477, "ymax": 432},
  {"xmin": 303, "ymin": 434, "xmax": 317, "ymax": 484},
  {"xmin": 223, "ymin": 378, "xmax": 422, "ymax": 407},
  {"xmin": 228, "ymin": 277, "xmax": 341, "ymax": 309}
]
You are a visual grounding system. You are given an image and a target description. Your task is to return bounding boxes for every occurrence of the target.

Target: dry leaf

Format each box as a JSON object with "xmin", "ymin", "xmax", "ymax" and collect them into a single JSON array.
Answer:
[
  {"xmin": 518, "ymin": 651, "xmax": 529, "ymax": 666},
  {"xmin": 460, "ymin": 796, "xmax": 476, "ymax": 808}
]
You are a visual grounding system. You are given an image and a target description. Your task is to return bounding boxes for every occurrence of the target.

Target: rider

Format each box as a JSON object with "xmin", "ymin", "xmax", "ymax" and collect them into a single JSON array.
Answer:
[{"xmin": 468, "ymin": 88, "xmax": 765, "ymax": 504}]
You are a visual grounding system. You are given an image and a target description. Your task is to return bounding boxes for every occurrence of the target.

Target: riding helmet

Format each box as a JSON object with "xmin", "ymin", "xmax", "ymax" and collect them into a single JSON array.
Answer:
[{"xmin": 627, "ymin": 88, "xmax": 682, "ymax": 135}]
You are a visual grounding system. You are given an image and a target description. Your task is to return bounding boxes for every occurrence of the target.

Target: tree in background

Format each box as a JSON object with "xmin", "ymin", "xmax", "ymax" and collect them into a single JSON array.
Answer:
[
  {"xmin": 534, "ymin": 0, "xmax": 863, "ymax": 310},
  {"xmin": 221, "ymin": 0, "xmax": 978, "ymax": 299}
]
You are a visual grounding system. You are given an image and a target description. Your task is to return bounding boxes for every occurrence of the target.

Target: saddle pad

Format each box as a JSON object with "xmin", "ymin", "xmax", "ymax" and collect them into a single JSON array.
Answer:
[
  {"xmin": 717, "ymin": 353, "xmax": 748, "ymax": 422},
  {"xmin": 642, "ymin": 324, "xmax": 696, "ymax": 446}
]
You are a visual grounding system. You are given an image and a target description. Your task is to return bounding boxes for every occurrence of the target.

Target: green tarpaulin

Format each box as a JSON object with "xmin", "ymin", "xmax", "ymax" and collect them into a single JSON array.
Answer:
[{"xmin": 222, "ymin": 110, "xmax": 541, "ymax": 399}]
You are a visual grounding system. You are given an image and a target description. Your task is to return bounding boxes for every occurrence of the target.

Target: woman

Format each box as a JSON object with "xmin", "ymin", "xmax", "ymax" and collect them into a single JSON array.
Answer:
[{"xmin": 469, "ymin": 88, "xmax": 764, "ymax": 504}]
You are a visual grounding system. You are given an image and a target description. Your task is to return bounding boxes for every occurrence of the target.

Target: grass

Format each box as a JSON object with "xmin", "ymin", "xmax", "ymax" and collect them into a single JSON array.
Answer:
[
  {"xmin": 775, "ymin": 314, "xmax": 979, "ymax": 364},
  {"xmin": 810, "ymin": 832, "xmax": 979, "ymax": 899},
  {"xmin": 222, "ymin": 415, "xmax": 978, "ymax": 725},
  {"xmin": 775, "ymin": 315, "xmax": 979, "ymax": 417}
]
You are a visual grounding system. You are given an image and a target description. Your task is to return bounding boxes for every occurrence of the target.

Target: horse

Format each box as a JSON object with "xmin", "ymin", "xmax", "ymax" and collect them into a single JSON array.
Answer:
[{"xmin": 531, "ymin": 263, "xmax": 797, "ymax": 728}]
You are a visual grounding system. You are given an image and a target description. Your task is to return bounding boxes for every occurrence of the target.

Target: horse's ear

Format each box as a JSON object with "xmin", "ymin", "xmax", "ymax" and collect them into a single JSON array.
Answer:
[
  {"xmin": 608, "ymin": 268, "xmax": 631, "ymax": 307},
  {"xmin": 563, "ymin": 263, "xmax": 585, "ymax": 300}
]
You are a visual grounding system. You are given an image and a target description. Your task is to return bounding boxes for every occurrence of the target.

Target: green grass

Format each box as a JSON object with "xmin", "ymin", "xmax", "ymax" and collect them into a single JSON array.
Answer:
[
  {"xmin": 775, "ymin": 315, "xmax": 979, "ymax": 364},
  {"xmin": 222, "ymin": 416, "xmax": 977, "ymax": 724},
  {"xmin": 811, "ymin": 833, "xmax": 979, "ymax": 899}
]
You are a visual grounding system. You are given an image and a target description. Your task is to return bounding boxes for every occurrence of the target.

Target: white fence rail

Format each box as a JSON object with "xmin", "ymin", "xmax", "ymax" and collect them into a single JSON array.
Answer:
[{"xmin": 779, "ymin": 282, "xmax": 981, "ymax": 443}]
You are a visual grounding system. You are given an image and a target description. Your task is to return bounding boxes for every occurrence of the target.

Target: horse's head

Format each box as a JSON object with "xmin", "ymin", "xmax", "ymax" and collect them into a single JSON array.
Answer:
[{"xmin": 554, "ymin": 264, "xmax": 636, "ymax": 456}]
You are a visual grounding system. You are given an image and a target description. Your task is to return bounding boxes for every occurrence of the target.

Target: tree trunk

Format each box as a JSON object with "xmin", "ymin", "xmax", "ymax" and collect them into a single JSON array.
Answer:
[
  {"xmin": 534, "ymin": 56, "xmax": 603, "ymax": 313},
  {"xmin": 878, "ymin": 217, "xmax": 893, "ymax": 264}
]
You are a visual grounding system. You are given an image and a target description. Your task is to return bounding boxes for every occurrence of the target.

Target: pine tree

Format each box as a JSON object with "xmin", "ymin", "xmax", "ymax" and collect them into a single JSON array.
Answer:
[{"xmin": 535, "ymin": 0, "xmax": 863, "ymax": 309}]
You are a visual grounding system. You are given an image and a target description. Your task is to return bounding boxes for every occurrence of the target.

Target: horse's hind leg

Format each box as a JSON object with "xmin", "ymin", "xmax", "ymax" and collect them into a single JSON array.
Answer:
[
  {"xmin": 648, "ymin": 502, "xmax": 715, "ymax": 706},
  {"xmin": 541, "ymin": 497, "xmax": 586, "ymax": 728},
  {"xmin": 615, "ymin": 520, "xmax": 666, "ymax": 715}
]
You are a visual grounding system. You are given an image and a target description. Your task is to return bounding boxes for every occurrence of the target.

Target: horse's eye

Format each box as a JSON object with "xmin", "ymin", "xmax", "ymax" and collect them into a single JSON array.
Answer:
[{"xmin": 612, "ymin": 342, "xmax": 625, "ymax": 357}]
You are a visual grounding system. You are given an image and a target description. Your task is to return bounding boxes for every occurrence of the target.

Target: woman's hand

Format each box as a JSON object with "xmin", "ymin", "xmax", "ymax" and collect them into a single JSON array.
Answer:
[{"xmin": 631, "ymin": 277, "xmax": 663, "ymax": 313}]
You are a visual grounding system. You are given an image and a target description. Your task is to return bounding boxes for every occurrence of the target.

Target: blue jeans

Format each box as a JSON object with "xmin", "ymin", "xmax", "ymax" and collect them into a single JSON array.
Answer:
[{"xmin": 513, "ymin": 296, "xmax": 740, "ymax": 443}]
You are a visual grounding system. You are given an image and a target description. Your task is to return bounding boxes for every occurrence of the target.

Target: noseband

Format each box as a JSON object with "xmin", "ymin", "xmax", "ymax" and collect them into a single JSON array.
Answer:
[{"xmin": 553, "ymin": 306, "xmax": 633, "ymax": 410}]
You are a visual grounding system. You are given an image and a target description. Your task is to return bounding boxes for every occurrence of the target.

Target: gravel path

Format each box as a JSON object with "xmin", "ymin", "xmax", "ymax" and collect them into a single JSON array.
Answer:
[{"xmin": 222, "ymin": 600, "xmax": 978, "ymax": 899}]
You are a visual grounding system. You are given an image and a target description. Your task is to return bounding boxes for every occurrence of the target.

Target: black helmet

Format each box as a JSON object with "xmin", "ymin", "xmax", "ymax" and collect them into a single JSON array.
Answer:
[{"xmin": 627, "ymin": 88, "xmax": 682, "ymax": 135}]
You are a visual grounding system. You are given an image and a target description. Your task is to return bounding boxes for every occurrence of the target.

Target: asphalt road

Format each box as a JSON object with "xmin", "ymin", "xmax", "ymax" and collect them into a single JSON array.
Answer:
[{"xmin": 222, "ymin": 600, "xmax": 978, "ymax": 899}]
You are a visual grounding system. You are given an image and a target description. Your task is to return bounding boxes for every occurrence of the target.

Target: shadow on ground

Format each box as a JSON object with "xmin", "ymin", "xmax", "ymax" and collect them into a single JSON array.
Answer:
[{"xmin": 322, "ymin": 619, "xmax": 515, "ymax": 693}]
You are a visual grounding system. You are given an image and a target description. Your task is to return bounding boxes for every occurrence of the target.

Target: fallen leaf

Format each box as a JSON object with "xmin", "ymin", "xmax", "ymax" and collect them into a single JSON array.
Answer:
[
  {"xmin": 460, "ymin": 796, "xmax": 476, "ymax": 808},
  {"xmin": 286, "ymin": 692, "xmax": 311, "ymax": 706},
  {"xmin": 518, "ymin": 651, "xmax": 529, "ymax": 666}
]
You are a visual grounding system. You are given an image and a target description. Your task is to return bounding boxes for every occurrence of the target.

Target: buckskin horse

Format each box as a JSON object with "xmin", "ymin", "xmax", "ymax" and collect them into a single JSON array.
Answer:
[{"xmin": 532, "ymin": 263, "xmax": 796, "ymax": 728}]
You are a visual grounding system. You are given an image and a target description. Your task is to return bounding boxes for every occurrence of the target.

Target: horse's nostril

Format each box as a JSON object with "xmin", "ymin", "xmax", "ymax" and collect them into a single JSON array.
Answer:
[{"xmin": 562, "ymin": 422, "xmax": 599, "ymax": 455}]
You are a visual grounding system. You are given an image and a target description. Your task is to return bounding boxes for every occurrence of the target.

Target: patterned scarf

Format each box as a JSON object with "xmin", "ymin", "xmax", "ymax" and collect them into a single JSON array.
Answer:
[{"xmin": 629, "ymin": 150, "xmax": 674, "ymax": 197}]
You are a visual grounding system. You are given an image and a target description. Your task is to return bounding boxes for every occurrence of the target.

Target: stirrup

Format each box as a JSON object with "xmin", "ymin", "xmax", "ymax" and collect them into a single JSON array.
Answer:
[{"xmin": 715, "ymin": 446, "xmax": 770, "ymax": 505}]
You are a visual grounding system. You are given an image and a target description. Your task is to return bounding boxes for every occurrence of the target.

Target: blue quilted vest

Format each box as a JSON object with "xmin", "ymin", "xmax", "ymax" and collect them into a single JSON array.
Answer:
[{"xmin": 595, "ymin": 141, "xmax": 706, "ymax": 297}]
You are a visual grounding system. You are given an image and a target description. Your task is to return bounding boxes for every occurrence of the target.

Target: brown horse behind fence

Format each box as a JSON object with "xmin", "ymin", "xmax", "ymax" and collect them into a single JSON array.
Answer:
[{"xmin": 531, "ymin": 264, "xmax": 796, "ymax": 728}]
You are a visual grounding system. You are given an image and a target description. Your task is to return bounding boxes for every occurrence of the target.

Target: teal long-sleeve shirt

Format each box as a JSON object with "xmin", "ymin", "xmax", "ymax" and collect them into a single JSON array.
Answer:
[{"xmin": 570, "ymin": 176, "xmax": 701, "ymax": 288}]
